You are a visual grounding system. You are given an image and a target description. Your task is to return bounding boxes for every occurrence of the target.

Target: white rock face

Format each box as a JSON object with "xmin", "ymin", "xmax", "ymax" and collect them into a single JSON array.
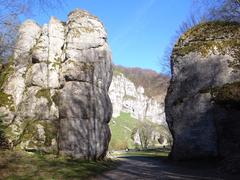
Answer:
[
  {"xmin": 14, "ymin": 20, "xmax": 41, "ymax": 67},
  {"xmin": 0, "ymin": 9, "xmax": 112, "ymax": 160},
  {"xmin": 109, "ymin": 73, "xmax": 166, "ymax": 125}
]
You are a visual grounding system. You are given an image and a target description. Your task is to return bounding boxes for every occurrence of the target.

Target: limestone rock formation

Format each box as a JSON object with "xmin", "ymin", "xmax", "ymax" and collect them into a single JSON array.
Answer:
[
  {"xmin": 165, "ymin": 22, "xmax": 240, "ymax": 162},
  {"xmin": 109, "ymin": 72, "xmax": 166, "ymax": 125},
  {"xmin": 0, "ymin": 9, "xmax": 112, "ymax": 160}
]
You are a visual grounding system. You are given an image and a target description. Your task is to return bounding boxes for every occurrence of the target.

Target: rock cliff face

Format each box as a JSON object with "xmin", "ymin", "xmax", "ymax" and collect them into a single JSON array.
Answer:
[
  {"xmin": 0, "ymin": 9, "xmax": 112, "ymax": 160},
  {"xmin": 109, "ymin": 71, "xmax": 167, "ymax": 124},
  {"xmin": 165, "ymin": 22, "xmax": 240, "ymax": 162}
]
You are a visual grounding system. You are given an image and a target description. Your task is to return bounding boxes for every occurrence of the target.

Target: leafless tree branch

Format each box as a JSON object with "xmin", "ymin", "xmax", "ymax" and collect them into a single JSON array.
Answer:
[{"xmin": 0, "ymin": 0, "xmax": 64, "ymax": 62}]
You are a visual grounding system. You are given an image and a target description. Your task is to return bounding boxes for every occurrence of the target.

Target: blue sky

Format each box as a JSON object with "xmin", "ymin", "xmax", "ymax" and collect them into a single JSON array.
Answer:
[{"xmin": 28, "ymin": 0, "xmax": 193, "ymax": 73}]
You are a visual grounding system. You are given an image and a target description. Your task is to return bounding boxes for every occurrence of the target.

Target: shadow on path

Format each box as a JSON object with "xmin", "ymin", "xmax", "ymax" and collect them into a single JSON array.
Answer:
[{"xmin": 91, "ymin": 156, "xmax": 239, "ymax": 180}]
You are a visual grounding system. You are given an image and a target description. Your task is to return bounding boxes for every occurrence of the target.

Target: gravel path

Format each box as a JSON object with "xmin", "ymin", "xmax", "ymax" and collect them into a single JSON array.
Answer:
[{"xmin": 91, "ymin": 156, "xmax": 239, "ymax": 180}]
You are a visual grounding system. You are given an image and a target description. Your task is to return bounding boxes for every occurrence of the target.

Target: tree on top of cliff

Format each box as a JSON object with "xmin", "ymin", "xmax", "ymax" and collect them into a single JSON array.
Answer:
[
  {"xmin": 177, "ymin": 0, "xmax": 240, "ymax": 35},
  {"xmin": 195, "ymin": 0, "xmax": 240, "ymax": 22},
  {"xmin": 114, "ymin": 65, "xmax": 170, "ymax": 99},
  {"xmin": 160, "ymin": 0, "xmax": 240, "ymax": 76}
]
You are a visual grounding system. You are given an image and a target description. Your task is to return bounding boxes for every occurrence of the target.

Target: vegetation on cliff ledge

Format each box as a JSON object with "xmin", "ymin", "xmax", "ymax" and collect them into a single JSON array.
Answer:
[
  {"xmin": 13, "ymin": 119, "xmax": 57, "ymax": 151},
  {"xmin": 36, "ymin": 88, "xmax": 53, "ymax": 108},
  {"xmin": 213, "ymin": 81, "xmax": 240, "ymax": 109},
  {"xmin": 0, "ymin": 91, "xmax": 15, "ymax": 111},
  {"xmin": 175, "ymin": 21, "xmax": 240, "ymax": 60},
  {"xmin": 0, "ymin": 58, "xmax": 14, "ymax": 89}
]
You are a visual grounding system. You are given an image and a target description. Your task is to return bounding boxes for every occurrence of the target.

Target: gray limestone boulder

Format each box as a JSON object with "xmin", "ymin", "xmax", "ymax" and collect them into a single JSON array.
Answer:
[
  {"xmin": 165, "ymin": 21, "xmax": 240, "ymax": 161},
  {"xmin": 0, "ymin": 9, "xmax": 112, "ymax": 160}
]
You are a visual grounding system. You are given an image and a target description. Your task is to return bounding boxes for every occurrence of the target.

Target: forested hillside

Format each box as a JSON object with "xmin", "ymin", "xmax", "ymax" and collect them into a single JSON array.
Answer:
[{"xmin": 114, "ymin": 65, "xmax": 169, "ymax": 100}]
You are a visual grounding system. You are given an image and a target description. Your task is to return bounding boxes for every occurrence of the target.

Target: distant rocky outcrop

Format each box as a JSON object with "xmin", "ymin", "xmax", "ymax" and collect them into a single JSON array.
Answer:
[
  {"xmin": 114, "ymin": 66, "xmax": 169, "ymax": 100},
  {"xmin": 0, "ymin": 9, "xmax": 112, "ymax": 160},
  {"xmin": 109, "ymin": 67, "xmax": 169, "ymax": 124},
  {"xmin": 165, "ymin": 21, "xmax": 240, "ymax": 168}
]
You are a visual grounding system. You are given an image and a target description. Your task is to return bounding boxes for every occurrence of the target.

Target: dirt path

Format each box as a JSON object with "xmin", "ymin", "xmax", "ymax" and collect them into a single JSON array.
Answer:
[{"xmin": 91, "ymin": 156, "xmax": 238, "ymax": 180}]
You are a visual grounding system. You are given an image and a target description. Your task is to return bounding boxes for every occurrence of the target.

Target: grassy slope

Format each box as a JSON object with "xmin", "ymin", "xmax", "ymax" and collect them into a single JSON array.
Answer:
[
  {"xmin": 109, "ymin": 112, "xmax": 168, "ymax": 151},
  {"xmin": 109, "ymin": 112, "xmax": 139, "ymax": 150},
  {"xmin": 0, "ymin": 151, "xmax": 118, "ymax": 179},
  {"xmin": 113, "ymin": 149, "xmax": 170, "ymax": 158}
]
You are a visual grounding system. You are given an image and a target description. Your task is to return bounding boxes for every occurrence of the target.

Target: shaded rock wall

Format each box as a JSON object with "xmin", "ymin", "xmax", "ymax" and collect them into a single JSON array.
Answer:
[
  {"xmin": 0, "ymin": 9, "xmax": 112, "ymax": 160},
  {"xmin": 165, "ymin": 22, "xmax": 240, "ymax": 161}
]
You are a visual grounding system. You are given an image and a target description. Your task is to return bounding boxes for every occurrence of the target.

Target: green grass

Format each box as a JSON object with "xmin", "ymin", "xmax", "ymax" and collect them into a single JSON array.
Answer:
[
  {"xmin": 112, "ymin": 149, "xmax": 170, "ymax": 158},
  {"xmin": 109, "ymin": 112, "xmax": 171, "ymax": 151},
  {"xmin": 0, "ymin": 150, "xmax": 118, "ymax": 179},
  {"xmin": 109, "ymin": 112, "xmax": 140, "ymax": 150}
]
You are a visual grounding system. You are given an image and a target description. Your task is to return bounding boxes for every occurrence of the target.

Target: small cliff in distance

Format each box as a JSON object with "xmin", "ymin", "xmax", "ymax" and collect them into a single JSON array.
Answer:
[
  {"xmin": 114, "ymin": 65, "xmax": 169, "ymax": 100},
  {"xmin": 0, "ymin": 9, "xmax": 112, "ymax": 160},
  {"xmin": 165, "ymin": 21, "xmax": 240, "ymax": 173},
  {"xmin": 108, "ymin": 66, "xmax": 171, "ymax": 150},
  {"xmin": 109, "ymin": 65, "xmax": 170, "ymax": 124}
]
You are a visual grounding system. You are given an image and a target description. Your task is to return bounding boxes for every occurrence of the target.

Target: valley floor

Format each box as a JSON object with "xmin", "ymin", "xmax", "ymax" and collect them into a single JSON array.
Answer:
[
  {"xmin": 1, "ymin": 150, "xmax": 239, "ymax": 179},
  {"xmin": 0, "ymin": 150, "xmax": 118, "ymax": 179},
  {"xmin": 92, "ymin": 151, "xmax": 239, "ymax": 180}
]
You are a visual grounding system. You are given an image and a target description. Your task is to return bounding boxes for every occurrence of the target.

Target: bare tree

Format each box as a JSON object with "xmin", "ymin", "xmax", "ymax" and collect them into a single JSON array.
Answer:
[
  {"xmin": 138, "ymin": 122, "xmax": 153, "ymax": 149},
  {"xmin": 193, "ymin": 0, "xmax": 240, "ymax": 22},
  {"xmin": 132, "ymin": 121, "xmax": 172, "ymax": 150},
  {"xmin": 160, "ymin": 0, "xmax": 240, "ymax": 76},
  {"xmin": 0, "ymin": 17, "xmax": 20, "ymax": 62},
  {"xmin": 0, "ymin": 0, "xmax": 64, "ymax": 62},
  {"xmin": 159, "ymin": 13, "xmax": 202, "ymax": 76},
  {"xmin": 0, "ymin": 0, "xmax": 26, "ymax": 61}
]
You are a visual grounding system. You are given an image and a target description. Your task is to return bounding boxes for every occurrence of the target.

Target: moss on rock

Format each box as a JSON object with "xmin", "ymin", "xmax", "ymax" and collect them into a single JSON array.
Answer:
[
  {"xmin": 113, "ymin": 68, "xmax": 123, "ymax": 76},
  {"xmin": 51, "ymin": 57, "xmax": 62, "ymax": 70},
  {"xmin": 0, "ymin": 92, "xmax": 15, "ymax": 111},
  {"xmin": 82, "ymin": 62, "xmax": 95, "ymax": 71},
  {"xmin": 212, "ymin": 82, "xmax": 240, "ymax": 109},
  {"xmin": 51, "ymin": 91, "xmax": 60, "ymax": 106},
  {"xmin": 123, "ymin": 95, "xmax": 137, "ymax": 100},
  {"xmin": 180, "ymin": 21, "xmax": 240, "ymax": 41},
  {"xmin": 36, "ymin": 89, "xmax": 52, "ymax": 108},
  {"xmin": 176, "ymin": 39, "xmax": 240, "ymax": 58},
  {"xmin": 40, "ymin": 121, "xmax": 57, "ymax": 147},
  {"xmin": 0, "ymin": 115, "xmax": 10, "ymax": 149},
  {"xmin": 80, "ymin": 26, "xmax": 95, "ymax": 33},
  {"xmin": 14, "ymin": 119, "xmax": 57, "ymax": 152},
  {"xmin": 70, "ymin": 28, "xmax": 82, "ymax": 38},
  {"xmin": 174, "ymin": 21, "xmax": 240, "ymax": 58},
  {"xmin": 0, "ymin": 58, "xmax": 14, "ymax": 89}
]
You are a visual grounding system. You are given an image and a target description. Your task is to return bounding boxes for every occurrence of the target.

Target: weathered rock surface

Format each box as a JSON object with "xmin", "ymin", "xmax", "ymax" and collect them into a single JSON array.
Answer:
[
  {"xmin": 109, "ymin": 72, "xmax": 166, "ymax": 124},
  {"xmin": 0, "ymin": 9, "xmax": 112, "ymax": 160},
  {"xmin": 165, "ymin": 22, "xmax": 240, "ymax": 163}
]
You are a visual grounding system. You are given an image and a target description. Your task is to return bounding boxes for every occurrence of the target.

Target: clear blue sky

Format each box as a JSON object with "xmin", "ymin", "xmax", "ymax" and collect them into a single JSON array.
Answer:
[{"xmin": 27, "ymin": 0, "xmax": 193, "ymax": 73}]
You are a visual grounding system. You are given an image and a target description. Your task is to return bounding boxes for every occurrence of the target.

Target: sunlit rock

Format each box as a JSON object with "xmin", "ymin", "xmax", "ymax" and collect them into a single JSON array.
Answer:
[
  {"xmin": 0, "ymin": 9, "xmax": 112, "ymax": 160},
  {"xmin": 109, "ymin": 73, "xmax": 166, "ymax": 124}
]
